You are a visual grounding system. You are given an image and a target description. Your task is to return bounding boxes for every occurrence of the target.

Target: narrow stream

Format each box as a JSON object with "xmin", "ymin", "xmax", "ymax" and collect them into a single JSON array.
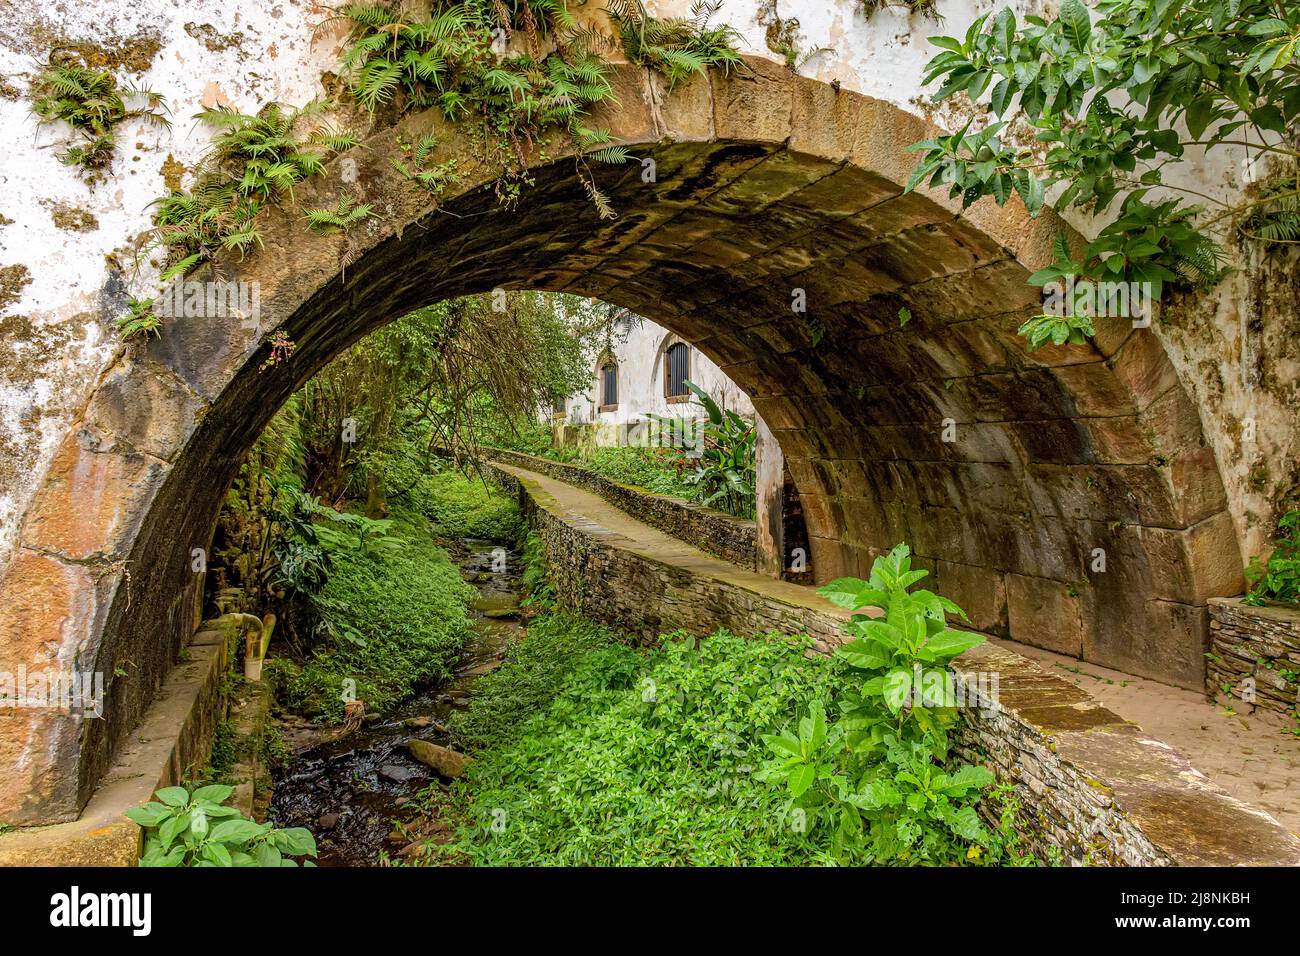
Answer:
[{"xmin": 268, "ymin": 538, "xmax": 523, "ymax": 866}]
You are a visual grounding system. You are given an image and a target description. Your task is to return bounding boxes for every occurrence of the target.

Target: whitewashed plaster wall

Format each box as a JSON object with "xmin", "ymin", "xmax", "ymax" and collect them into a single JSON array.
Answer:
[{"xmin": 562, "ymin": 314, "xmax": 755, "ymax": 431}]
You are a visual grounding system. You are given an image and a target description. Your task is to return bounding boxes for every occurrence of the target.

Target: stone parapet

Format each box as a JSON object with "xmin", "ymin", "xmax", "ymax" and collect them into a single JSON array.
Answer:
[{"xmin": 0, "ymin": 627, "xmax": 230, "ymax": 866}]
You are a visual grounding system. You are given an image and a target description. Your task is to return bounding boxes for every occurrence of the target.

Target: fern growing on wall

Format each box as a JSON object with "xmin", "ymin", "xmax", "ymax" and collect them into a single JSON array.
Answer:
[
  {"xmin": 147, "ymin": 102, "xmax": 359, "ymax": 281},
  {"xmin": 29, "ymin": 52, "xmax": 168, "ymax": 177},
  {"xmin": 606, "ymin": 0, "xmax": 746, "ymax": 87},
  {"xmin": 1238, "ymin": 174, "xmax": 1300, "ymax": 247},
  {"xmin": 305, "ymin": 192, "xmax": 376, "ymax": 233}
]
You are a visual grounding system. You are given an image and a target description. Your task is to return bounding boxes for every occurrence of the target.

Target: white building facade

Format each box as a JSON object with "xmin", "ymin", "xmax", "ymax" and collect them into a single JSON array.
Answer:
[{"xmin": 554, "ymin": 315, "xmax": 755, "ymax": 443}]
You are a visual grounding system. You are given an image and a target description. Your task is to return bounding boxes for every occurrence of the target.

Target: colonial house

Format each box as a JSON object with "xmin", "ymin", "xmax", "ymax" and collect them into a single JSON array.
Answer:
[{"xmin": 552, "ymin": 315, "xmax": 754, "ymax": 445}]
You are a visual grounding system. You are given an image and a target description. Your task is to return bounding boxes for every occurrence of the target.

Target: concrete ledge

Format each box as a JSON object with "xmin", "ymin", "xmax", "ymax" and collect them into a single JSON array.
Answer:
[
  {"xmin": 0, "ymin": 629, "xmax": 229, "ymax": 866},
  {"xmin": 482, "ymin": 447, "xmax": 758, "ymax": 569},
  {"xmin": 495, "ymin": 458, "xmax": 1300, "ymax": 866}
]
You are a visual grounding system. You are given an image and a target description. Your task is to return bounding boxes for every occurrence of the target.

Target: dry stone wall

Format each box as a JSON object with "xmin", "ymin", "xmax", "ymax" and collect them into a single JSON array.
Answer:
[{"xmin": 1208, "ymin": 597, "xmax": 1300, "ymax": 719}]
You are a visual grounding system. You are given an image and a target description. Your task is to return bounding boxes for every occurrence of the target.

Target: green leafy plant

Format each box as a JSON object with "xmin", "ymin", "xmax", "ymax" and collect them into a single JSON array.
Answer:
[
  {"xmin": 1244, "ymin": 508, "xmax": 1300, "ymax": 606},
  {"xmin": 911, "ymin": 0, "xmax": 1300, "ymax": 348},
  {"xmin": 304, "ymin": 192, "xmax": 376, "ymax": 233},
  {"xmin": 115, "ymin": 295, "xmax": 164, "ymax": 340},
  {"xmin": 126, "ymin": 784, "xmax": 316, "ymax": 866},
  {"xmin": 147, "ymin": 102, "xmax": 359, "ymax": 282},
  {"xmin": 674, "ymin": 380, "xmax": 756, "ymax": 519},
  {"xmin": 757, "ymin": 543, "xmax": 1008, "ymax": 863},
  {"xmin": 335, "ymin": 1, "xmax": 623, "ymax": 215},
  {"xmin": 607, "ymin": 0, "xmax": 747, "ymax": 88},
  {"xmin": 29, "ymin": 52, "xmax": 168, "ymax": 176},
  {"xmin": 862, "ymin": 1, "xmax": 939, "ymax": 18},
  {"xmin": 392, "ymin": 133, "xmax": 461, "ymax": 196}
]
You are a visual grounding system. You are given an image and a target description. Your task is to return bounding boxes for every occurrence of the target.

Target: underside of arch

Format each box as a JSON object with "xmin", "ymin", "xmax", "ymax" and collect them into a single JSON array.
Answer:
[{"xmin": 0, "ymin": 59, "xmax": 1240, "ymax": 824}]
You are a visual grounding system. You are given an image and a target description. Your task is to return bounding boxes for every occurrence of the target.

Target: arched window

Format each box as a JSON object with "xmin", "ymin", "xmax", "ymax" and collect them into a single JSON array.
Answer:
[
  {"xmin": 665, "ymin": 341, "xmax": 690, "ymax": 400},
  {"xmin": 600, "ymin": 361, "xmax": 619, "ymax": 409}
]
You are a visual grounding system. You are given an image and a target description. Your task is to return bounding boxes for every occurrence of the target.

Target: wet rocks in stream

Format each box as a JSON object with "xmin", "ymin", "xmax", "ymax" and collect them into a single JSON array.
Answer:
[{"xmin": 267, "ymin": 538, "xmax": 524, "ymax": 866}]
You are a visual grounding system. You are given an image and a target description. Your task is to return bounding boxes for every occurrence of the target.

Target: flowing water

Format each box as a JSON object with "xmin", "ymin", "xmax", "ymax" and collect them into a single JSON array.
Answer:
[{"xmin": 268, "ymin": 538, "xmax": 523, "ymax": 866}]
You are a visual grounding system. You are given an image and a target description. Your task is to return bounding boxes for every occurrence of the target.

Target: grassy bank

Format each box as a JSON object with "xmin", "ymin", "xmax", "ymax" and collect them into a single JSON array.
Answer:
[
  {"xmin": 420, "ymin": 619, "xmax": 849, "ymax": 865},
  {"xmin": 272, "ymin": 511, "xmax": 476, "ymax": 723},
  {"xmin": 410, "ymin": 466, "xmax": 524, "ymax": 541}
]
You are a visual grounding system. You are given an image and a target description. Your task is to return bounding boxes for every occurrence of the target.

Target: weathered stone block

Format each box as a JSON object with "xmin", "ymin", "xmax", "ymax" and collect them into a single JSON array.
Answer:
[{"xmin": 1006, "ymin": 573, "xmax": 1084, "ymax": 657}]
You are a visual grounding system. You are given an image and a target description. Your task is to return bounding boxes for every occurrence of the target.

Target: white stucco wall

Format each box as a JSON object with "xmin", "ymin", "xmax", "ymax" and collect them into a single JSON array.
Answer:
[
  {"xmin": 562, "ymin": 314, "xmax": 754, "ymax": 432},
  {"xmin": 0, "ymin": 0, "xmax": 1287, "ymax": 573}
]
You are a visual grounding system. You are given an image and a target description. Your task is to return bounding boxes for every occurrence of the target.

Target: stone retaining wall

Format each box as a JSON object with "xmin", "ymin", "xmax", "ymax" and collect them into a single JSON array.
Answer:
[
  {"xmin": 0, "ymin": 626, "xmax": 231, "ymax": 865},
  {"xmin": 483, "ymin": 448, "xmax": 758, "ymax": 570},
  {"xmin": 489, "ymin": 460, "xmax": 1300, "ymax": 867},
  {"xmin": 1208, "ymin": 597, "xmax": 1300, "ymax": 718}
]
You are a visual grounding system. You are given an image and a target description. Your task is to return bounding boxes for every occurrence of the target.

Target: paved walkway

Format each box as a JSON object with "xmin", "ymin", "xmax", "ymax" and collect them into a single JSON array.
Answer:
[{"xmin": 504, "ymin": 462, "xmax": 1300, "ymax": 838}]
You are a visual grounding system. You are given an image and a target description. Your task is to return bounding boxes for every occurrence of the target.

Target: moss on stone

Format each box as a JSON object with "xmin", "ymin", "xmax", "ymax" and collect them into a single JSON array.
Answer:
[
  {"xmin": 0, "ymin": 264, "xmax": 32, "ymax": 313},
  {"xmin": 49, "ymin": 202, "xmax": 99, "ymax": 233}
]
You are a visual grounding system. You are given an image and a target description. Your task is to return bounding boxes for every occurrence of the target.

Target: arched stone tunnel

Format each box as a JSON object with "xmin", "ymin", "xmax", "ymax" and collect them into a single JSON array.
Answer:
[{"xmin": 0, "ymin": 60, "xmax": 1241, "ymax": 824}]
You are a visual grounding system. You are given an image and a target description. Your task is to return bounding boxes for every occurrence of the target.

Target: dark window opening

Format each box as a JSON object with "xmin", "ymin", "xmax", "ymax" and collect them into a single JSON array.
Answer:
[
  {"xmin": 665, "ymin": 342, "xmax": 690, "ymax": 398},
  {"xmin": 600, "ymin": 363, "xmax": 618, "ymax": 408}
]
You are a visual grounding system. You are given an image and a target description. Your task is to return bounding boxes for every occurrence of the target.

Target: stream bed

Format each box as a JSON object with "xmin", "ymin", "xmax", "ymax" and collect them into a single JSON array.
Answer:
[{"xmin": 268, "ymin": 538, "xmax": 523, "ymax": 866}]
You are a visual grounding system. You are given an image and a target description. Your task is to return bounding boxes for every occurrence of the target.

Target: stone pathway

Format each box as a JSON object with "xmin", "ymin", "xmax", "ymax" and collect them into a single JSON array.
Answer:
[
  {"xmin": 503, "ymin": 462, "xmax": 1300, "ymax": 841},
  {"xmin": 1005, "ymin": 641, "xmax": 1300, "ymax": 837}
]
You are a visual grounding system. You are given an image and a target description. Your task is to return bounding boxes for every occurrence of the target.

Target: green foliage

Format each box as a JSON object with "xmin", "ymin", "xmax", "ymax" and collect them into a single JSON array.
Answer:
[
  {"xmin": 282, "ymin": 512, "xmax": 475, "ymax": 721},
  {"xmin": 392, "ymin": 133, "xmax": 461, "ymax": 195},
  {"xmin": 336, "ymin": 0, "xmax": 743, "ymax": 215},
  {"xmin": 336, "ymin": 1, "xmax": 620, "ymax": 214},
  {"xmin": 575, "ymin": 445, "xmax": 696, "ymax": 498},
  {"xmin": 147, "ymin": 102, "xmax": 358, "ymax": 283},
  {"xmin": 448, "ymin": 612, "xmax": 620, "ymax": 751},
  {"xmin": 433, "ymin": 627, "xmax": 849, "ymax": 865},
  {"xmin": 425, "ymin": 614, "xmax": 1030, "ymax": 865},
  {"xmin": 206, "ymin": 720, "xmax": 239, "ymax": 779},
  {"xmin": 115, "ymin": 295, "xmax": 164, "ymax": 340},
  {"xmin": 29, "ymin": 53, "xmax": 167, "ymax": 175},
  {"xmin": 756, "ymin": 544, "xmax": 1022, "ymax": 864},
  {"xmin": 607, "ymin": 0, "xmax": 747, "ymax": 88},
  {"xmin": 1244, "ymin": 509, "xmax": 1300, "ymax": 606},
  {"xmin": 1238, "ymin": 173, "xmax": 1300, "ymax": 245},
  {"xmin": 518, "ymin": 529, "xmax": 555, "ymax": 608},
  {"xmin": 304, "ymin": 191, "xmax": 375, "ymax": 233},
  {"xmin": 912, "ymin": 0, "xmax": 1300, "ymax": 345},
  {"xmin": 126, "ymin": 784, "xmax": 316, "ymax": 867},
  {"xmin": 674, "ymin": 380, "xmax": 756, "ymax": 518},
  {"xmin": 862, "ymin": 0, "xmax": 939, "ymax": 17},
  {"xmin": 411, "ymin": 467, "xmax": 523, "ymax": 541}
]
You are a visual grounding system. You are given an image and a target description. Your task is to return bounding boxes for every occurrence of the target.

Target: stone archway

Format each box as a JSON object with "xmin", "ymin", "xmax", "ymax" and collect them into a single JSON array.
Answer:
[{"xmin": 0, "ymin": 58, "xmax": 1240, "ymax": 824}]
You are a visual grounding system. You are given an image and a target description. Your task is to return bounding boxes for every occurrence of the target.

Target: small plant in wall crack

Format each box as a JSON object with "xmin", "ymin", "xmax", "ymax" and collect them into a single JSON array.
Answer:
[
  {"xmin": 607, "ymin": 0, "xmax": 747, "ymax": 87},
  {"xmin": 392, "ymin": 133, "xmax": 461, "ymax": 197},
  {"xmin": 861, "ymin": 0, "xmax": 940, "ymax": 19},
  {"xmin": 1244, "ymin": 508, "xmax": 1300, "ymax": 607},
  {"xmin": 29, "ymin": 51, "xmax": 169, "ymax": 178},
  {"xmin": 116, "ymin": 295, "xmax": 163, "ymax": 340},
  {"xmin": 334, "ymin": 1, "xmax": 744, "ymax": 216},
  {"xmin": 305, "ymin": 192, "xmax": 375, "ymax": 233}
]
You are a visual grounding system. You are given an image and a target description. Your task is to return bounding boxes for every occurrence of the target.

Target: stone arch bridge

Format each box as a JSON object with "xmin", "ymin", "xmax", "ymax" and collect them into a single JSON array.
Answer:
[{"xmin": 0, "ymin": 4, "xmax": 1250, "ymax": 828}]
